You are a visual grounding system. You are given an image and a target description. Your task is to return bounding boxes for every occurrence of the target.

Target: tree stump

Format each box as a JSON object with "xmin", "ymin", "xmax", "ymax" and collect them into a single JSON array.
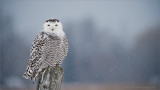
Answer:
[{"xmin": 36, "ymin": 65, "xmax": 64, "ymax": 90}]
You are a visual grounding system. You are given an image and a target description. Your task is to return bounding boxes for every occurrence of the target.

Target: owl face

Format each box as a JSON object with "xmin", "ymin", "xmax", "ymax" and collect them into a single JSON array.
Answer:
[{"xmin": 43, "ymin": 18, "xmax": 63, "ymax": 33}]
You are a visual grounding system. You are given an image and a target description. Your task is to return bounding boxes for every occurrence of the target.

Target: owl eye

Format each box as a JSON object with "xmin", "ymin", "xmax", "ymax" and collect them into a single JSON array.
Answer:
[
  {"xmin": 48, "ymin": 24, "xmax": 50, "ymax": 26},
  {"xmin": 57, "ymin": 20, "xmax": 59, "ymax": 22}
]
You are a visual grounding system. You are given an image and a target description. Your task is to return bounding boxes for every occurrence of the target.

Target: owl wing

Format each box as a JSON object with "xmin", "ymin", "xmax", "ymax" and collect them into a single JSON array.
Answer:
[
  {"xmin": 63, "ymin": 35, "xmax": 68, "ymax": 57},
  {"xmin": 23, "ymin": 32, "xmax": 46, "ymax": 82}
]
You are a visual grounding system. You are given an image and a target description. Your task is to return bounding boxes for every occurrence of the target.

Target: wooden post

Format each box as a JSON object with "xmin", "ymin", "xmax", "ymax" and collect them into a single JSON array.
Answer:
[{"xmin": 37, "ymin": 65, "xmax": 64, "ymax": 90}]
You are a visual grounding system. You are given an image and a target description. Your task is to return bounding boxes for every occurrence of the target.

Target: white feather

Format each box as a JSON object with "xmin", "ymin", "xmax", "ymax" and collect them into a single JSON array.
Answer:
[{"xmin": 43, "ymin": 20, "xmax": 65, "ymax": 38}]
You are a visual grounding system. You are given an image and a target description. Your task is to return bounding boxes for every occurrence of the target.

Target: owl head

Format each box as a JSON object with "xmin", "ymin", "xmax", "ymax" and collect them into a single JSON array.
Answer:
[{"xmin": 43, "ymin": 18, "xmax": 63, "ymax": 34}]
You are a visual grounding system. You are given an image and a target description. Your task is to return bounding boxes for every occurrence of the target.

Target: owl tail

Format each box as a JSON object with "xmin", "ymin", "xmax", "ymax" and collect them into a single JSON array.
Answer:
[
  {"xmin": 23, "ymin": 72, "xmax": 30, "ymax": 79},
  {"xmin": 23, "ymin": 66, "xmax": 38, "ymax": 83},
  {"xmin": 23, "ymin": 66, "xmax": 34, "ymax": 80},
  {"xmin": 23, "ymin": 73, "xmax": 36, "ymax": 83}
]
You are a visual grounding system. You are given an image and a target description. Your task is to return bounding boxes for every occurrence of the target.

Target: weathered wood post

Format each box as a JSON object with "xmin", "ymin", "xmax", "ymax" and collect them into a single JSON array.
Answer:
[{"xmin": 36, "ymin": 65, "xmax": 64, "ymax": 90}]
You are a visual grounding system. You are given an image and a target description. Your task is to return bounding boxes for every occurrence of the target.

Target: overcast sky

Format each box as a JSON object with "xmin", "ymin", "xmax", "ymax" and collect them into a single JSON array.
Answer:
[{"xmin": 1, "ymin": 0, "xmax": 160, "ymax": 45}]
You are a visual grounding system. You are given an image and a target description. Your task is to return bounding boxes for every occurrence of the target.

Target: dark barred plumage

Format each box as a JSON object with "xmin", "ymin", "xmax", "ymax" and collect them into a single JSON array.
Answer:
[
  {"xmin": 23, "ymin": 31, "xmax": 68, "ymax": 82},
  {"xmin": 46, "ymin": 18, "xmax": 59, "ymax": 22}
]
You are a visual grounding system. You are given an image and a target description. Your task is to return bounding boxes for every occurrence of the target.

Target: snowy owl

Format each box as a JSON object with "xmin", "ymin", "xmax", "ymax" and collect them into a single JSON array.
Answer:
[{"xmin": 23, "ymin": 18, "xmax": 68, "ymax": 82}]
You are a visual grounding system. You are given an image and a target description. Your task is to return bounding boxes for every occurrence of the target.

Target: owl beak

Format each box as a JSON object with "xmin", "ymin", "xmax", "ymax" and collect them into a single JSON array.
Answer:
[{"xmin": 51, "ymin": 29, "xmax": 54, "ymax": 31}]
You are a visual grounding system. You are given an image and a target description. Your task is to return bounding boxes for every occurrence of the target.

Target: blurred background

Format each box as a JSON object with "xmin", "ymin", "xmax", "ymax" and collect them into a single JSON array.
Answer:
[{"xmin": 0, "ymin": 0, "xmax": 160, "ymax": 90}]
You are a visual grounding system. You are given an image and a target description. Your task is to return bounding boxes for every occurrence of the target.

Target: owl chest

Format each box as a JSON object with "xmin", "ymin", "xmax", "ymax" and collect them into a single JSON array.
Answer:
[{"xmin": 44, "ymin": 39, "xmax": 62, "ymax": 52}]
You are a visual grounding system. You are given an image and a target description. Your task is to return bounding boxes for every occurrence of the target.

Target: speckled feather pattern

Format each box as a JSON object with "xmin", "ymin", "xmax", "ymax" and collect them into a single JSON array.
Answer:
[{"xmin": 23, "ymin": 31, "xmax": 68, "ymax": 82}]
